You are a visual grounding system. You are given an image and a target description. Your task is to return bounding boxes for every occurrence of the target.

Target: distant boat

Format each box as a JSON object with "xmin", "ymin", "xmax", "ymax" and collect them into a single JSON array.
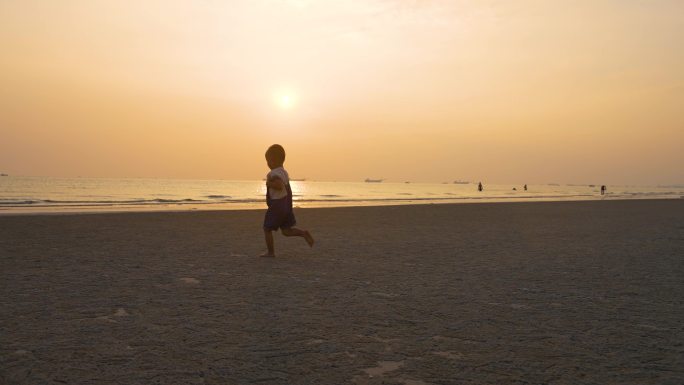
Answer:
[
  {"xmin": 0, "ymin": 173, "xmax": 8, "ymax": 176},
  {"xmin": 453, "ymin": 180, "xmax": 469, "ymax": 184},
  {"xmin": 404, "ymin": 181, "xmax": 411, "ymax": 184},
  {"xmin": 364, "ymin": 178, "xmax": 383, "ymax": 183},
  {"xmin": 588, "ymin": 184, "xmax": 596, "ymax": 187}
]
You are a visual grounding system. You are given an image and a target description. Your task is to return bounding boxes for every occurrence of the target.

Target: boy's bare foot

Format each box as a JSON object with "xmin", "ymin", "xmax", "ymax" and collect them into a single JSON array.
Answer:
[
  {"xmin": 304, "ymin": 231, "xmax": 314, "ymax": 247},
  {"xmin": 260, "ymin": 252, "xmax": 275, "ymax": 258}
]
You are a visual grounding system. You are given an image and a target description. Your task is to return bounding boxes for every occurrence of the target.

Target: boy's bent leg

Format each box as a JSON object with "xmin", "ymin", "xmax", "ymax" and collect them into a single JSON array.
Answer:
[
  {"xmin": 281, "ymin": 227, "xmax": 305, "ymax": 237},
  {"xmin": 282, "ymin": 227, "xmax": 314, "ymax": 247},
  {"xmin": 261, "ymin": 229, "xmax": 275, "ymax": 257}
]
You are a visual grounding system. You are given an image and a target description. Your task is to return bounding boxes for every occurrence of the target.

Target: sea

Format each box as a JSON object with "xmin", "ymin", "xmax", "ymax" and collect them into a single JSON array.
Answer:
[{"xmin": 0, "ymin": 176, "xmax": 682, "ymax": 214}]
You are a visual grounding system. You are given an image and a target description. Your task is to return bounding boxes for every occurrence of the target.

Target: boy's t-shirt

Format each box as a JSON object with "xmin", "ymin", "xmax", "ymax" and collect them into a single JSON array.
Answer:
[{"xmin": 266, "ymin": 166, "xmax": 290, "ymax": 200}]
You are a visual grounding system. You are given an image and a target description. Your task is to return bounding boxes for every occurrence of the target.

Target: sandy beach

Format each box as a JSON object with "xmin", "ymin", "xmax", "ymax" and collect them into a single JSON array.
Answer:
[{"xmin": 1, "ymin": 200, "xmax": 683, "ymax": 384}]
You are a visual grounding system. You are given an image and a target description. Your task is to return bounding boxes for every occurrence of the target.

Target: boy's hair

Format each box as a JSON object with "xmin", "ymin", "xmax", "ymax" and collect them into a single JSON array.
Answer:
[{"xmin": 265, "ymin": 144, "xmax": 286, "ymax": 164}]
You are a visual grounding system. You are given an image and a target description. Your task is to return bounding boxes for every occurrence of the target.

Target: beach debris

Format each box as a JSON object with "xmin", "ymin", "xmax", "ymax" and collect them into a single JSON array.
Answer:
[
  {"xmin": 402, "ymin": 380, "xmax": 431, "ymax": 385},
  {"xmin": 371, "ymin": 291, "xmax": 397, "ymax": 298},
  {"xmin": 179, "ymin": 277, "xmax": 200, "ymax": 284},
  {"xmin": 638, "ymin": 324, "xmax": 670, "ymax": 331},
  {"xmin": 113, "ymin": 308, "xmax": 129, "ymax": 317},
  {"xmin": 369, "ymin": 335, "xmax": 400, "ymax": 344},
  {"xmin": 363, "ymin": 360, "xmax": 404, "ymax": 377},
  {"xmin": 433, "ymin": 351, "xmax": 464, "ymax": 360},
  {"xmin": 353, "ymin": 361, "xmax": 406, "ymax": 384}
]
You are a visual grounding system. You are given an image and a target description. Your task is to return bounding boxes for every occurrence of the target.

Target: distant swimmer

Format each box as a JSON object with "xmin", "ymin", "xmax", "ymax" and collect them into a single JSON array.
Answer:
[
  {"xmin": 512, "ymin": 187, "xmax": 517, "ymax": 191},
  {"xmin": 478, "ymin": 182, "xmax": 483, "ymax": 192},
  {"xmin": 524, "ymin": 184, "xmax": 527, "ymax": 191},
  {"xmin": 601, "ymin": 185, "xmax": 606, "ymax": 195}
]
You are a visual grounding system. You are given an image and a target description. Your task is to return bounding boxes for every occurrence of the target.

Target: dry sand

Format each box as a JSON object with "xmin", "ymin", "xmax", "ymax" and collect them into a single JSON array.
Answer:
[{"xmin": 1, "ymin": 200, "xmax": 683, "ymax": 384}]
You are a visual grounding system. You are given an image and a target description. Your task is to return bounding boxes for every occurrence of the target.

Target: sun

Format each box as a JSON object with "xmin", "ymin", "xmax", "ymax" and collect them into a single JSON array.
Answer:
[
  {"xmin": 274, "ymin": 89, "xmax": 298, "ymax": 110},
  {"xmin": 279, "ymin": 94, "xmax": 295, "ymax": 109}
]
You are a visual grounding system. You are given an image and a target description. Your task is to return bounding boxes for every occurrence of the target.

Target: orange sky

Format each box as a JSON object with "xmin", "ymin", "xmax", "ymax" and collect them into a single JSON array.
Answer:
[{"xmin": 1, "ymin": 0, "xmax": 682, "ymax": 184}]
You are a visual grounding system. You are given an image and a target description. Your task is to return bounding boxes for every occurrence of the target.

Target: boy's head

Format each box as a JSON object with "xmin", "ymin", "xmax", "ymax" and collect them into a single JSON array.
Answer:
[{"xmin": 265, "ymin": 144, "xmax": 286, "ymax": 169}]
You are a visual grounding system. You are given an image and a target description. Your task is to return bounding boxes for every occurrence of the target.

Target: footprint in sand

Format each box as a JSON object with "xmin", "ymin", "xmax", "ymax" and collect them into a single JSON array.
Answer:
[{"xmin": 179, "ymin": 277, "xmax": 200, "ymax": 284}]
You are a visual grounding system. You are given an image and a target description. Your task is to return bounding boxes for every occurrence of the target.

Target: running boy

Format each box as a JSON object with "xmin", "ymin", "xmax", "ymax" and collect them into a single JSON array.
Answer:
[{"xmin": 261, "ymin": 144, "xmax": 314, "ymax": 257}]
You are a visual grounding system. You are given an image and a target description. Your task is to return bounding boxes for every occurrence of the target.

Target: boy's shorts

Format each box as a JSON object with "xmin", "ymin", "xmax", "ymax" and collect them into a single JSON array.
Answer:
[{"xmin": 263, "ymin": 203, "xmax": 296, "ymax": 231}]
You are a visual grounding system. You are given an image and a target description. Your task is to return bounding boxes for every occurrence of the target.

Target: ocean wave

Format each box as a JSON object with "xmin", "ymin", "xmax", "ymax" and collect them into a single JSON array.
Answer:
[
  {"xmin": 1, "ymin": 191, "xmax": 681, "ymax": 209},
  {"xmin": 0, "ymin": 197, "xmax": 215, "ymax": 207},
  {"xmin": 0, "ymin": 199, "xmax": 44, "ymax": 205}
]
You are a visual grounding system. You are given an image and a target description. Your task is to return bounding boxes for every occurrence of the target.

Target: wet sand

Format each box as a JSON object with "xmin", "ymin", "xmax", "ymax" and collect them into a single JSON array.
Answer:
[{"xmin": 1, "ymin": 200, "xmax": 683, "ymax": 384}]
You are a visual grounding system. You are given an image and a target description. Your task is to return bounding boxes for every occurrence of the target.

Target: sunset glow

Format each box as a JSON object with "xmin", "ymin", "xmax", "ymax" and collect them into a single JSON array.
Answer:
[{"xmin": 0, "ymin": 0, "xmax": 682, "ymax": 184}]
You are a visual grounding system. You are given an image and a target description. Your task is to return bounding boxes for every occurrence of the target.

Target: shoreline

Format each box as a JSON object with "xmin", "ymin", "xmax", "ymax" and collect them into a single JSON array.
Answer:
[
  {"xmin": 3, "ymin": 176, "xmax": 682, "ymax": 217},
  {"xmin": 0, "ymin": 195, "xmax": 681, "ymax": 217}
]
